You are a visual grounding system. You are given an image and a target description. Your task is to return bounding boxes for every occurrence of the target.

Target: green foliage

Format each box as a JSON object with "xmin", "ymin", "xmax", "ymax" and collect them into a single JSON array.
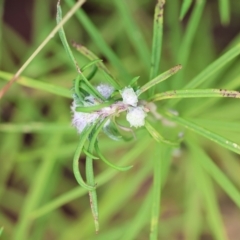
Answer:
[{"xmin": 1, "ymin": 0, "xmax": 240, "ymax": 239}]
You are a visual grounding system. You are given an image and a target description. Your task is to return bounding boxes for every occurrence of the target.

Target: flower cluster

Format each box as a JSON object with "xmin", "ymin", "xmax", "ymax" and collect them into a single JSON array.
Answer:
[{"xmin": 71, "ymin": 85, "xmax": 147, "ymax": 134}]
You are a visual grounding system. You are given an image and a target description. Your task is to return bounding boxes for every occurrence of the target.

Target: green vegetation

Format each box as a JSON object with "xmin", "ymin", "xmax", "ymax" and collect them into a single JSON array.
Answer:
[{"xmin": 1, "ymin": 0, "xmax": 240, "ymax": 239}]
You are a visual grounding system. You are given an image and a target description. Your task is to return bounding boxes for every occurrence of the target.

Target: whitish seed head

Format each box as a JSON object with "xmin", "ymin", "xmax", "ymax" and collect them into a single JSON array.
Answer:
[{"xmin": 120, "ymin": 87, "xmax": 138, "ymax": 107}]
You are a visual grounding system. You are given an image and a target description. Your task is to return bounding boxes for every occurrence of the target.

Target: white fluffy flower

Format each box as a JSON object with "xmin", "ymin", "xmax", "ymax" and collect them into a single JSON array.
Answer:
[
  {"xmin": 120, "ymin": 87, "xmax": 138, "ymax": 107},
  {"xmin": 96, "ymin": 84, "xmax": 114, "ymax": 99},
  {"xmin": 126, "ymin": 107, "xmax": 146, "ymax": 128}
]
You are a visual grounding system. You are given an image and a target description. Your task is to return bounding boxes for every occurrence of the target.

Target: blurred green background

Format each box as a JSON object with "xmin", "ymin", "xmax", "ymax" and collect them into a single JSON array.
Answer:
[{"xmin": 1, "ymin": 0, "xmax": 240, "ymax": 239}]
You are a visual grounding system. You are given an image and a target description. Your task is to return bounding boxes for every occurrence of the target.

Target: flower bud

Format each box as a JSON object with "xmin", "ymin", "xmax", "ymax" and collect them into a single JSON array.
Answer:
[
  {"xmin": 120, "ymin": 87, "xmax": 138, "ymax": 107},
  {"xmin": 126, "ymin": 107, "xmax": 146, "ymax": 128}
]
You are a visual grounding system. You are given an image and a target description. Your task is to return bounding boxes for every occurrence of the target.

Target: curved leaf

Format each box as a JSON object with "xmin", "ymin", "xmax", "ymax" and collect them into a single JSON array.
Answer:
[{"xmin": 95, "ymin": 141, "xmax": 133, "ymax": 171}]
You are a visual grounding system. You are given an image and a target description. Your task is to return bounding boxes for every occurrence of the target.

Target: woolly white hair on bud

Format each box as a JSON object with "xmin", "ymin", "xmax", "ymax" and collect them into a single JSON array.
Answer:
[
  {"xmin": 126, "ymin": 107, "xmax": 146, "ymax": 128},
  {"xmin": 71, "ymin": 101, "xmax": 99, "ymax": 133},
  {"xmin": 96, "ymin": 84, "xmax": 114, "ymax": 99},
  {"xmin": 120, "ymin": 87, "xmax": 138, "ymax": 107}
]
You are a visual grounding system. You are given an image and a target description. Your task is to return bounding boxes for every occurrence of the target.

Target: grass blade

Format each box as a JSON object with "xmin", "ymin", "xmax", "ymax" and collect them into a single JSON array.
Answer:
[
  {"xmin": 56, "ymin": 1, "xmax": 79, "ymax": 70},
  {"xmin": 191, "ymin": 144, "xmax": 240, "ymax": 208},
  {"xmin": 75, "ymin": 100, "xmax": 115, "ymax": 113},
  {"xmin": 0, "ymin": 71, "xmax": 71, "ymax": 98},
  {"xmin": 73, "ymin": 124, "xmax": 96, "ymax": 191},
  {"xmin": 179, "ymin": 0, "xmax": 193, "ymax": 20},
  {"xmin": 138, "ymin": 65, "xmax": 182, "ymax": 95},
  {"xmin": 174, "ymin": 0, "xmax": 206, "ymax": 88},
  {"xmin": 85, "ymin": 118, "xmax": 109, "ymax": 232},
  {"xmin": 150, "ymin": 144, "xmax": 171, "ymax": 240},
  {"xmin": 167, "ymin": 114, "xmax": 240, "ymax": 154},
  {"xmin": 182, "ymin": 43, "xmax": 240, "ymax": 89},
  {"xmin": 29, "ymin": 139, "xmax": 150, "ymax": 220},
  {"xmin": 0, "ymin": 0, "xmax": 86, "ymax": 99},
  {"xmin": 149, "ymin": 0, "xmax": 165, "ymax": 96},
  {"xmin": 218, "ymin": 0, "xmax": 230, "ymax": 25},
  {"xmin": 72, "ymin": 42, "xmax": 121, "ymax": 89},
  {"xmin": 95, "ymin": 142, "xmax": 133, "ymax": 171},
  {"xmin": 65, "ymin": 0, "xmax": 131, "ymax": 81},
  {"xmin": 151, "ymin": 88, "xmax": 240, "ymax": 101},
  {"xmin": 188, "ymin": 142, "xmax": 228, "ymax": 240},
  {"xmin": 0, "ymin": 123, "xmax": 72, "ymax": 133},
  {"xmin": 113, "ymin": 0, "xmax": 150, "ymax": 69},
  {"xmin": 145, "ymin": 120, "xmax": 179, "ymax": 146}
]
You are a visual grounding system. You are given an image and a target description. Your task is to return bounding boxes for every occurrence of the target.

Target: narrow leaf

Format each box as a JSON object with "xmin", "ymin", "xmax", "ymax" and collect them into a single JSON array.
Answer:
[
  {"xmin": 95, "ymin": 142, "xmax": 132, "ymax": 171},
  {"xmin": 73, "ymin": 124, "xmax": 96, "ymax": 191},
  {"xmin": 149, "ymin": 0, "xmax": 165, "ymax": 96},
  {"xmin": 167, "ymin": 114, "xmax": 240, "ymax": 154},
  {"xmin": 151, "ymin": 88, "xmax": 240, "ymax": 101},
  {"xmin": 85, "ymin": 118, "xmax": 109, "ymax": 233},
  {"xmin": 75, "ymin": 100, "xmax": 114, "ymax": 113},
  {"xmin": 180, "ymin": 0, "xmax": 193, "ymax": 20},
  {"xmin": 0, "ymin": 71, "xmax": 71, "ymax": 98},
  {"xmin": 83, "ymin": 147, "xmax": 99, "ymax": 160},
  {"xmin": 145, "ymin": 120, "xmax": 179, "ymax": 146},
  {"xmin": 65, "ymin": 0, "xmax": 131, "ymax": 81},
  {"xmin": 218, "ymin": 0, "xmax": 230, "ymax": 25},
  {"xmin": 138, "ymin": 65, "xmax": 182, "ymax": 96},
  {"xmin": 72, "ymin": 42, "xmax": 121, "ymax": 89},
  {"xmin": 188, "ymin": 142, "xmax": 228, "ymax": 240},
  {"xmin": 190, "ymin": 144, "xmax": 240, "ymax": 208},
  {"xmin": 56, "ymin": 1, "xmax": 79, "ymax": 71}
]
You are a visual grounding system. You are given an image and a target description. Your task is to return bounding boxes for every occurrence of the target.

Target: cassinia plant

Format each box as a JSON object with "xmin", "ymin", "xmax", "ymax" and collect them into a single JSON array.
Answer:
[
  {"xmin": 1, "ymin": 0, "xmax": 240, "ymax": 239},
  {"xmin": 55, "ymin": 0, "xmax": 240, "ymax": 234}
]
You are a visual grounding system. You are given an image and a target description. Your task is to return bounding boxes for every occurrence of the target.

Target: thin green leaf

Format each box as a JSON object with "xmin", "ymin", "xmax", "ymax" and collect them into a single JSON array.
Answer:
[
  {"xmin": 167, "ymin": 114, "xmax": 240, "ymax": 154},
  {"xmin": 188, "ymin": 142, "xmax": 228, "ymax": 240},
  {"xmin": 0, "ymin": 123, "xmax": 72, "ymax": 133},
  {"xmin": 218, "ymin": 0, "xmax": 230, "ymax": 25},
  {"xmin": 0, "ymin": 0, "xmax": 86, "ymax": 99},
  {"xmin": 83, "ymin": 147, "xmax": 99, "ymax": 160},
  {"xmin": 113, "ymin": 0, "xmax": 150, "ymax": 69},
  {"xmin": 56, "ymin": 1, "xmax": 79, "ymax": 70},
  {"xmin": 57, "ymin": 1, "xmax": 103, "ymax": 101},
  {"xmin": 75, "ymin": 100, "xmax": 114, "ymax": 113},
  {"xmin": 74, "ymin": 74, "xmax": 84, "ymax": 100},
  {"xmin": 150, "ymin": 144, "xmax": 165, "ymax": 240},
  {"xmin": 0, "ymin": 227, "xmax": 3, "ymax": 236},
  {"xmin": 138, "ymin": 65, "xmax": 182, "ymax": 96},
  {"xmin": 73, "ymin": 124, "xmax": 96, "ymax": 191},
  {"xmin": 174, "ymin": 0, "xmax": 206, "ymax": 89},
  {"xmin": 79, "ymin": 81, "xmax": 106, "ymax": 101},
  {"xmin": 95, "ymin": 142, "xmax": 133, "ymax": 171},
  {"xmin": 85, "ymin": 118, "xmax": 109, "ymax": 232},
  {"xmin": 151, "ymin": 88, "xmax": 240, "ymax": 101},
  {"xmin": 72, "ymin": 42, "xmax": 121, "ymax": 89},
  {"xmin": 65, "ymin": 0, "xmax": 131, "ymax": 82},
  {"xmin": 149, "ymin": 0, "xmax": 165, "ymax": 97},
  {"xmin": 0, "ymin": 71, "xmax": 71, "ymax": 98},
  {"xmin": 170, "ymin": 43, "xmax": 240, "ymax": 107},
  {"xmin": 81, "ymin": 59, "xmax": 102, "ymax": 72},
  {"xmin": 145, "ymin": 120, "xmax": 179, "ymax": 147},
  {"xmin": 179, "ymin": 0, "xmax": 193, "ymax": 20},
  {"xmin": 190, "ymin": 144, "xmax": 240, "ymax": 208},
  {"xmin": 29, "ymin": 139, "xmax": 150, "ymax": 220},
  {"xmin": 129, "ymin": 76, "xmax": 140, "ymax": 87}
]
